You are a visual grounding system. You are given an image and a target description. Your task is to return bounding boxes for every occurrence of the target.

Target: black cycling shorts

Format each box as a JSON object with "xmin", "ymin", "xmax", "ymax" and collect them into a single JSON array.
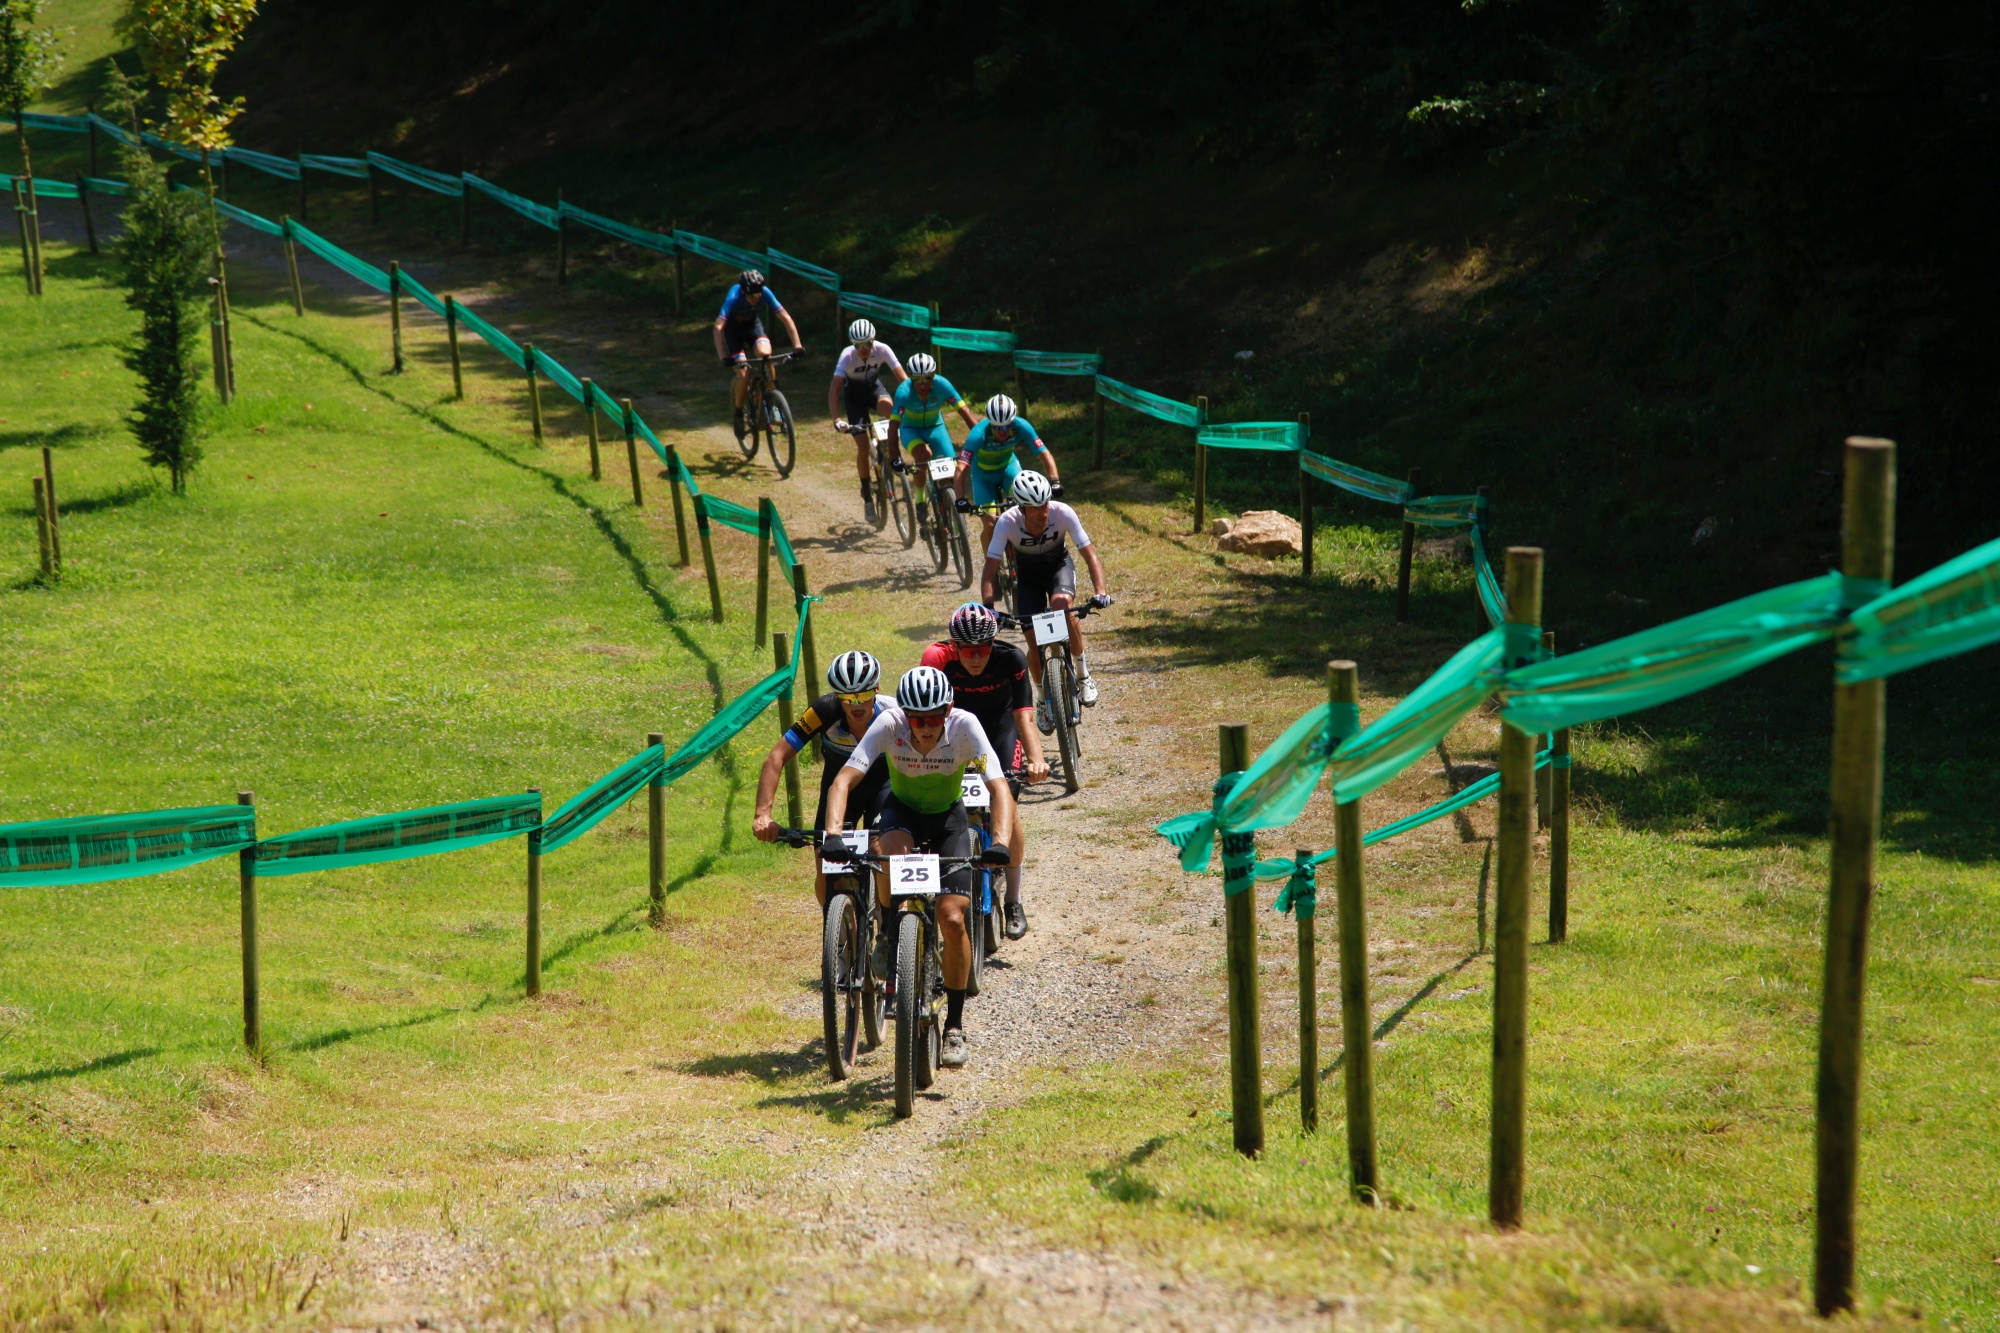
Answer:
[
  {"xmin": 1012, "ymin": 552, "xmax": 1077, "ymax": 620},
  {"xmin": 841, "ymin": 378, "xmax": 890, "ymax": 425},
  {"xmin": 813, "ymin": 763, "xmax": 889, "ymax": 837},
  {"xmin": 876, "ymin": 794, "xmax": 974, "ymax": 896},
  {"xmin": 723, "ymin": 318, "xmax": 768, "ymax": 360},
  {"xmin": 974, "ymin": 708, "xmax": 1027, "ymax": 796}
]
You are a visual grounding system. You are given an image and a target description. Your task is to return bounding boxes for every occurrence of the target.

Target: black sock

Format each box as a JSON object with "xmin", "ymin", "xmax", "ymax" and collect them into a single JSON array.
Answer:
[{"xmin": 946, "ymin": 988, "xmax": 966, "ymax": 1030}]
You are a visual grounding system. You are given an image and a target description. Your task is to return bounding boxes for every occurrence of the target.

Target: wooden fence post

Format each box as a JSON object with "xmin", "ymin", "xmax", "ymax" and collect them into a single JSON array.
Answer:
[
  {"xmin": 621, "ymin": 400, "xmax": 644, "ymax": 507},
  {"xmin": 1549, "ymin": 728, "xmax": 1571, "ymax": 943},
  {"xmin": 1489, "ymin": 545, "xmax": 1543, "ymax": 1231},
  {"xmin": 388, "ymin": 261, "xmax": 405, "ymax": 373},
  {"xmin": 238, "ymin": 789, "xmax": 259, "ymax": 1054},
  {"xmin": 580, "ymin": 379, "xmax": 602, "ymax": 480},
  {"xmin": 695, "ymin": 495, "xmax": 723, "ymax": 622},
  {"xmin": 523, "ymin": 343, "xmax": 544, "ymax": 443},
  {"xmin": 40, "ymin": 446, "xmax": 60, "ymax": 573},
  {"xmin": 444, "ymin": 296, "xmax": 463, "ymax": 399},
  {"xmin": 24, "ymin": 178, "xmax": 42, "ymax": 295},
  {"xmin": 1092, "ymin": 365, "xmax": 1106, "ymax": 470},
  {"xmin": 281, "ymin": 217, "xmax": 305, "ymax": 316},
  {"xmin": 13, "ymin": 182, "xmax": 34, "ymax": 297},
  {"xmin": 755, "ymin": 497, "xmax": 773, "ymax": 649},
  {"xmin": 792, "ymin": 562, "xmax": 820, "ymax": 696},
  {"xmin": 1220, "ymin": 722, "xmax": 1264, "ymax": 1158},
  {"xmin": 1295, "ymin": 844, "xmax": 1318, "ymax": 1137},
  {"xmin": 666, "ymin": 443, "xmax": 690, "ymax": 565},
  {"xmin": 1298, "ymin": 412, "xmax": 1314, "ymax": 580},
  {"xmin": 1396, "ymin": 468, "xmax": 1423, "ymax": 624},
  {"xmin": 525, "ymin": 788, "xmax": 543, "ymax": 998},
  {"xmin": 1330, "ymin": 660, "xmax": 1379, "ymax": 1198},
  {"xmin": 1193, "ymin": 397, "xmax": 1210, "ymax": 535},
  {"xmin": 32, "ymin": 477, "xmax": 52, "ymax": 579},
  {"xmin": 774, "ymin": 632, "xmax": 804, "ymax": 827},
  {"xmin": 1814, "ymin": 436, "xmax": 1896, "ymax": 1318},
  {"xmin": 75, "ymin": 174, "xmax": 97, "ymax": 255},
  {"xmin": 1538, "ymin": 631, "xmax": 1556, "ymax": 830},
  {"xmin": 647, "ymin": 731, "xmax": 667, "ymax": 928}
]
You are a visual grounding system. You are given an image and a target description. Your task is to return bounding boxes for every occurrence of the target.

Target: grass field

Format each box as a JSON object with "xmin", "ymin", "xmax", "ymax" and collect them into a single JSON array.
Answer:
[{"xmin": 2, "ymin": 177, "xmax": 1997, "ymax": 1330}]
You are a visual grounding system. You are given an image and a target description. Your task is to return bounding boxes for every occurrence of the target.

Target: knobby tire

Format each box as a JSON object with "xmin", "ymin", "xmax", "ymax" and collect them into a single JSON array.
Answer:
[
  {"xmin": 766, "ymin": 390, "xmax": 796, "ymax": 477},
  {"xmin": 949, "ymin": 507, "xmax": 974, "ymax": 589},
  {"xmin": 822, "ymin": 893, "xmax": 862, "ymax": 1080},
  {"xmin": 890, "ymin": 467, "xmax": 917, "ymax": 548},
  {"xmin": 894, "ymin": 912, "xmax": 923, "ymax": 1118},
  {"xmin": 739, "ymin": 384, "xmax": 763, "ymax": 459},
  {"xmin": 1051, "ymin": 653, "xmax": 1083, "ymax": 794}
]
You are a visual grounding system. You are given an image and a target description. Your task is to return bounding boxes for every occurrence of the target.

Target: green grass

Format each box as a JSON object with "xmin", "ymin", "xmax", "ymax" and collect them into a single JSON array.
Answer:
[{"xmin": 2, "ymin": 208, "xmax": 1996, "ymax": 1330}]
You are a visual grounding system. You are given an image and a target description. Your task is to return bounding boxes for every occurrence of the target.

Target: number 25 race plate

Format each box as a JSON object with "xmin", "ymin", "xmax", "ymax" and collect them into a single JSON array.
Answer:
[
  {"xmin": 1030, "ymin": 610, "xmax": 1069, "ymax": 646},
  {"xmin": 960, "ymin": 773, "xmax": 990, "ymax": 808},
  {"xmin": 928, "ymin": 457, "xmax": 958, "ymax": 481},
  {"xmin": 819, "ymin": 831, "xmax": 869, "ymax": 875},
  {"xmin": 889, "ymin": 854, "xmax": 943, "ymax": 896}
]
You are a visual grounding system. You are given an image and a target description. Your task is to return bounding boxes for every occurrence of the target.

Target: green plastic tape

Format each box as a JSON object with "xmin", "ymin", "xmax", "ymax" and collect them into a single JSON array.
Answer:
[
  {"xmin": 252, "ymin": 794, "xmax": 542, "ymax": 877},
  {"xmin": 0, "ymin": 805, "xmax": 256, "ymax": 888}
]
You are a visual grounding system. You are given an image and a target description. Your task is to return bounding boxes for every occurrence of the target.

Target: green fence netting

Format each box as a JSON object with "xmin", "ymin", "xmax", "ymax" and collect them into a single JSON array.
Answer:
[
  {"xmin": 656, "ymin": 599, "xmax": 816, "ymax": 787},
  {"xmin": 529, "ymin": 344, "xmax": 585, "ymax": 401},
  {"xmin": 300, "ymin": 153, "xmax": 369, "ymax": 179},
  {"xmin": 84, "ymin": 176, "xmax": 130, "ymax": 196},
  {"xmin": 289, "ymin": 220, "xmax": 392, "ymax": 291},
  {"xmin": 85, "ymin": 113, "xmax": 138, "ymax": 147},
  {"xmin": 252, "ymin": 793, "xmax": 543, "ymax": 878},
  {"xmin": 1299, "ymin": 449, "xmax": 1413, "ymax": 505},
  {"xmin": 1095, "ymin": 375, "xmax": 1203, "ymax": 428},
  {"xmin": 368, "ymin": 152, "xmax": 464, "ymax": 197},
  {"xmin": 466, "ymin": 173, "xmax": 559, "ymax": 229},
  {"xmin": 452, "ymin": 301, "xmax": 526, "ymax": 366},
  {"xmin": 1013, "ymin": 350, "xmax": 1102, "ymax": 376},
  {"xmin": 224, "ymin": 147, "xmax": 302, "ymax": 181},
  {"xmin": 838, "ymin": 291, "xmax": 930, "ymax": 329},
  {"xmin": 15, "ymin": 112, "xmax": 85, "ymax": 133},
  {"xmin": 1471, "ymin": 526, "xmax": 1506, "ymax": 627},
  {"xmin": 766, "ymin": 247, "xmax": 840, "ymax": 292},
  {"xmin": 140, "ymin": 130, "xmax": 203, "ymax": 164},
  {"xmin": 538, "ymin": 746, "xmax": 664, "ymax": 854},
  {"xmin": 0, "ymin": 172, "xmax": 76, "ymax": 198},
  {"xmin": 561, "ymin": 203, "xmax": 675, "ymax": 254},
  {"xmin": 1, "ymin": 805, "xmax": 257, "ymax": 889},
  {"xmin": 675, "ymin": 230, "xmax": 763, "ymax": 273},
  {"xmin": 1199, "ymin": 421, "xmax": 1305, "ymax": 452},
  {"xmin": 933, "ymin": 328, "xmax": 1019, "ymax": 354},
  {"xmin": 1840, "ymin": 535, "xmax": 2000, "ymax": 684},
  {"xmin": 1157, "ymin": 702, "xmax": 1362, "ymax": 873},
  {"xmin": 200, "ymin": 190, "xmax": 285, "ymax": 237},
  {"xmin": 1405, "ymin": 494, "xmax": 1487, "ymax": 529}
]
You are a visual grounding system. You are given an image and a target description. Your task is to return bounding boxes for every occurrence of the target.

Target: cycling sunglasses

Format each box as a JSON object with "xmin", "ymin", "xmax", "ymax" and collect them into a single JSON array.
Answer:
[
  {"xmin": 835, "ymin": 690, "xmax": 875, "ymax": 706},
  {"xmin": 906, "ymin": 709, "xmax": 949, "ymax": 726}
]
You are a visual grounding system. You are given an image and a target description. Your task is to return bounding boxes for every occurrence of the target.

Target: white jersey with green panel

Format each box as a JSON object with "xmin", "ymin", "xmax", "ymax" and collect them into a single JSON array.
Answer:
[{"xmin": 843, "ymin": 706, "xmax": 1004, "ymax": 815}]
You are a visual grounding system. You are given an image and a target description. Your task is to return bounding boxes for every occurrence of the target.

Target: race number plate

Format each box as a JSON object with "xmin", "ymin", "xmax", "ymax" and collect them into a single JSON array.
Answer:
[
  {"xmin": 889, "ymin": 853, "xmax": 943, "ymax": 897},
  {"xmin": 960, "ymin": 773, "xmax": 990, "ymax": 809},
  {"xmin": 819, "ymin": 831, "xmax": 869, "ymax": 875},
  {"xmin": 927, "ymin": 457, "xmax": 957, "ymax": 481},
  {"xmin": 871, "ymin": 419, "xmax": 891, "ymax": 443},
  {"xmin": 1030, "ymin": 610, "xmax": 1070, "ymax": 646}
]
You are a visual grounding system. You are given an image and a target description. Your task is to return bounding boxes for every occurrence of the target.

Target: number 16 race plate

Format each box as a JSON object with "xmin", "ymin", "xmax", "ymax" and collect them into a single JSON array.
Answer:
[
  {"xmin": 889, "ymin": 853, "xmax": 943, "ymax": 896},
  {"xmin": 819, "ymin": 831, "xmax": 869, "ymax": 875},
  {"xmin": 1030, "ymin": 610, "xmax": 1070, "ymax": 646},
  {"xmin": 928, "ymin": 457, "xmax": 957, "ymax": 481}
]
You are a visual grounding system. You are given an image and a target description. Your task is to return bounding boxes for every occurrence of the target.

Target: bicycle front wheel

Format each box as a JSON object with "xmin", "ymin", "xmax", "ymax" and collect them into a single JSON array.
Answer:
[
  {"xmin": 894, "ymin": 912, "xmax": 924, "ymax": 1118},
  {"xmin": 1051, "ymin": 655, "xmax": 1083, "ymax": 794},
  {"xmin": 862, "ymin": 903, "xmax": 886, "ymax": 1049},
  {"xmin": 966, "ymin": 880, "xmax": 986, "ymax": 998},
  {"xmin": 738, "ymin": 387, "xmax": 762, "ymax": 459},
  {"xmin": 949, "ymin": 506, "xmax": 974, "ymax": 589},
  {"xmin": 890, "ymin": 467, "xmax": 918, "ymax": 548},
  {"xmin": 765, "ymin": 389, "xmax": 796, "ymax": 478},
  {"xmin": 869, "ymin": 446, "xmax": 891, "ymax": 531},
  {"xmin": 922, "ymin": 484, "xmax": 949, "ymax": 574},
  {"xmin": 822, "ymin": 893, "xmax": 862, "ymax": 1080}
]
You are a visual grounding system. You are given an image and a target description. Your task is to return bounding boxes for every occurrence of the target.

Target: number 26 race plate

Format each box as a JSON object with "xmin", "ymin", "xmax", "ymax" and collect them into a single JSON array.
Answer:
[
  {"xmin": 889, "ymin": 854, "xmax": 943, "ymax": 896},
  {"xmin": 1030, "ymin": 610, "xmax": 1070, "ymax": 646},
  {"xmin": 960, "ymin": 773, "xmax": 990, "ymax": 808}
]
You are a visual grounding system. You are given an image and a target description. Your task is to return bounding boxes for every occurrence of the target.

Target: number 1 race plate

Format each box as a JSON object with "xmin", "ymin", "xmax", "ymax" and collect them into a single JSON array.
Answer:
[
  {"xmin": 819, "ymin": 831, "xmax": 869, "ymax": 875},
  {"xmin": 889, "ymin": 853, "xmax": 943, "ymax": 897},
  {"xmin": 927, "ymin": 457, "xmax": 957, "ymax": 481},
  {"xmin": 1030, "ymin": 610, "xmax": 1069, "ymax": 646},
  {"xmin": 960, "ymin": 773, "xmax": 990, "ymax": 809}
]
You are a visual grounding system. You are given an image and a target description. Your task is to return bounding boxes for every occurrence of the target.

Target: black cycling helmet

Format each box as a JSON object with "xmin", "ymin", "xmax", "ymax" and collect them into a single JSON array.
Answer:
[{"xmin": 738, "ymin": 269, "xmax": 766, "ymax": 292}]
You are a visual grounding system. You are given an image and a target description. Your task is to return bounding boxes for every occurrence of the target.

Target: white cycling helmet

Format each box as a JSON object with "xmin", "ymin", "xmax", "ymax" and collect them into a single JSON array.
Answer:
[
  {"xmin": 985, "ymin": 394, "xmax": 1018, "ymax": 426},
  {"xmin": 896, "ymin": 665, "xmax": 954, "ymax": 714},
  {"xmin": 826, "ymin": 650, "xmax": 881, "ymax": 695},
  {"xmin": 1010, "ymin": 470, "xmax": 1053, "ymax": 506},
  {"xmin": 847, "ymin": 319, "xmax": 877, "ymax": 344},
  {"xmin": 906, "ymin": 352, "xmax": 938, "ymax": 376}
]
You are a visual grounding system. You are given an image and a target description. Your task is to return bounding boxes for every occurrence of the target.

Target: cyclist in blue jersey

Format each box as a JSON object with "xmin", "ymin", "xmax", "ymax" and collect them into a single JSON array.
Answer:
[
  {"xmin": 712, "ymin": 269, "xmax": 804, "ymax": 439},
  {"xmin": 954, "ymin": 394, "xmax": 1062, "ymax": 550},
  {"xmin": 889, "ymin": 353, "xmax": 979, "ymax": 527}
]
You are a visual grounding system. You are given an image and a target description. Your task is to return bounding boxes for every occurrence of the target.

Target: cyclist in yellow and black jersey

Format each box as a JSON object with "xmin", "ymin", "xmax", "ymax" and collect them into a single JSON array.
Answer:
[{"xmin": 752, "ymin": 651, "xmax": 893, "ymax": 905}]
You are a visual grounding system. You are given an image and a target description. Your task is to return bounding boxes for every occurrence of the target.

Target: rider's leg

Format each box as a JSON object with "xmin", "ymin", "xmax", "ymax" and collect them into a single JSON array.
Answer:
[
  {"xmin": 936, "ymin": 892, "xmax": 971, "ymax": 990},
  {"xmin": 1003, "ymin": 799, "xmax": 1025, "ymax": 904},
  {"xmin": 756, "ymin": 337, "xmax": 775, "ymax": 385},
  {"xmin": 874, "ymin": 828, "xmax": 915, "ymax": 912},
  {"xmin": 732, "ymin": 362, "xmax": 749, "ymax": 410}
]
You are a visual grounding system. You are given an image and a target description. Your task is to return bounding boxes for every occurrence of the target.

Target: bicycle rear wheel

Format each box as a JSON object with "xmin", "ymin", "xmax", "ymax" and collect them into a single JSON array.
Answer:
[
  {"xmin": 894, "ymin": 912, "xmax": 923, "ymax": 1118},
  {"xmin": 1051, "ymin": 654, "xmax": 1083, "ymax": 794},
  {"xmin": 922, "ymin": 483, "xmax": 949, "ymax": 574},
  {"xmin": 889, "ymin": 466, "xmax": 918, "ymax": 549},
  {"xmin": 869, "ymin": 442, "xmax": 890, "ymax": 531},
  {"xmin": 914, "ymin": 928, "xmax": 942, "ymax": 1091},
  {"xmin": 764, "ymin": 389, "xmax": 796, "ymax": 477},
  {"xmin": 862, "ymin": 902, "xmax": 886, "ymax": 1049},
  {"xmin": 966, "ymin": 885, "xmax": 985, "ymax": 998},
  {"xmin": 822, "ymin": 893, "xmax": 862, "ymax": 1080},
  {"xmin": 738, "ymin": 385, "xmax": 762, "ymax": 459},
  {"xmin": 948, "ymin": 507, "xmax": 974, "ymax": 589}
]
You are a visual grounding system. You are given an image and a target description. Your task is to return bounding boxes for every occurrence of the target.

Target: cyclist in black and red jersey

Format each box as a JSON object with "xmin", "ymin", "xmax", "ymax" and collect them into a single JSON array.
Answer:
[
  {"xmin": 751, "ymin": 650, "xmax": 893, "ymax": 905},
  {"xmin": 919, "ymin": 603, "xmax": 1048, "ymax": 938}
]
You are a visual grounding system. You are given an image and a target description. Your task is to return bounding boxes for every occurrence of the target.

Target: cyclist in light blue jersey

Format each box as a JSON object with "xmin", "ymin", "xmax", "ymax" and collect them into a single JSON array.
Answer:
[
  {"xmin": 954, "ymin": 394, "xmax": 1062, "ymax": 550},
  {"xmin": 890, "ymin": 353, "xmax": 979, "ymax": 526}
]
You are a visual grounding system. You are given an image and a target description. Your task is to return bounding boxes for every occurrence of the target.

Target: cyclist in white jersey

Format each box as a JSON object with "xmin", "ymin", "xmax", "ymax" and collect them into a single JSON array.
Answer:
[
  {"xmin": 822, "ymin": 667, "xmax": 1014, "ymax": 1068},
  {"xmin": 980, "ymin": 471, "xmax": 1112, "ymax": 723},
  {"xmin": 828, "ymin": 319, "xmax": 908, "ymax": 522}
]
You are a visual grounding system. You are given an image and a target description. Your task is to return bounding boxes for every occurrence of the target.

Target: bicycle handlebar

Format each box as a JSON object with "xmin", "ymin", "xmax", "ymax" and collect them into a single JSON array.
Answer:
[
  {"xmin": 776, "ymin": 828, "xmax": 1009, "ymax": 869},
  {"xmin": 994, "ymin": 597, "xmax": 1112, "ymax": 631}
]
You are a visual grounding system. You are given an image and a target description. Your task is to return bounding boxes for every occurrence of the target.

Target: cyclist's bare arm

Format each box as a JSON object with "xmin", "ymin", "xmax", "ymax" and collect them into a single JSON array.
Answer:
[
  {"xmin": 954, "ymin": 402, "xmax": 979, "ymax": 430},
  {"xmin": 980, "ymin": 554, "xmax": 1003, "ymax": 606},
  {"xmin": 775, "ymin": 309, "xmax": 804, "ymax": 350},
  {"xmin": 751, "ymin": 739, "xmax": 802, "ymax": 842},
  {"xmin": 1015, "ymin": 706, "xmax": 1049, "ymax": 782},
  {"xmin": 827, "ymin": 374, "xmax": 847, "ymax": 423},
  {"xmin": 1031, "ymin": 439, "xmax": 1059, "ymax": 481},
  {"xmin": 712, "ymin": 319, "xmax": 732, "ymax": 364},
  {"xmin": 822, "ymin": 763, "xmax": 862, "ymax": 833},
  {"xmin": 988, "ymin": 768, "xmax": 1018, "ymax": 841},
  {"xmin": 1081, "ymin": 543, "xmax": 1108, "ymax": 598}
]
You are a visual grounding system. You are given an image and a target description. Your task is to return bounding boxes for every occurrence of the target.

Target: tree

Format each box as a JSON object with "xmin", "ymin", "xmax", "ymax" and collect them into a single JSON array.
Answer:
[
  {"xmin": 0, "ymin": 0, "xmax": 62, "ymax": 296},
  {"xmin": 106, "ymin": 62, "xmax": 209, "ymax": 494},
  {"xmin": 122, "ymin": 0, "xmax": 258, "ymax": 399}
]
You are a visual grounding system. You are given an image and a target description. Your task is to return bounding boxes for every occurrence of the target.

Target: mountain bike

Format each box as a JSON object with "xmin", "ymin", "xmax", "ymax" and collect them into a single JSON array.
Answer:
[
  {"xmin": 918, "ymin": 455, "xmax": 974, "ymax": 587},
  {"xmin": 1000, "ymin": 597, "xmax": 1111, "ymax": 796},
  {"xmin": 732, "ymin": 350, "xmax": 800, "ymax": 478},
  {"xmin": 840, "ymin": 417, "xmax": 916, "ymax": 543},
  {"xmin": 961, "ymin": 772, "xmax": 1005, "ymax": 970},
  {"xmin": 969, "ymin": 500, "xmax": 1016, "ymax": 608},
  {"xmin": 775, "ymin": 827, "xmax": 885, "ymax": 1079},
  {"xmin": 819, "ymin": 838, "xmax": 1010, "ymax": 1118}
]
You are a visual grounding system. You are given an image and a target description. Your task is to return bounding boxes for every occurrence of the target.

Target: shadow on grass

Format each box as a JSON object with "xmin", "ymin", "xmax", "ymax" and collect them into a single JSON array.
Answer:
[
  {"xmin": 677, "ymin": 1041, "xmax": 820, "ymax": 1084},
  {"xmin": 1260, "ymin": 949, "xmax": 1482, "ymax": 1103},
  {"xmin": 286, "ymin": 1007, "xmax": 457, "ymax": 1054},
  {"xmin": 3, "ymin": 1046, "xmax": 163, "ymax": 1086},
  {"xmin": 0, "ymin": 422, "xmax": 109, "ymax": 453},
  {"xmin": 540, "ymin": 903, "xmax": 647, "ymax": 974},
  {"xmin": 754, "ymin": 1074, "xmax": 899, "ymax": 1127},
  {"xmin": 53, "ymin": 479, "xmax": 160, "ymax": 514},
  {"xmin": 1088, "ymin": 1134, "xmax": 1169, "ymax": 1204}
]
